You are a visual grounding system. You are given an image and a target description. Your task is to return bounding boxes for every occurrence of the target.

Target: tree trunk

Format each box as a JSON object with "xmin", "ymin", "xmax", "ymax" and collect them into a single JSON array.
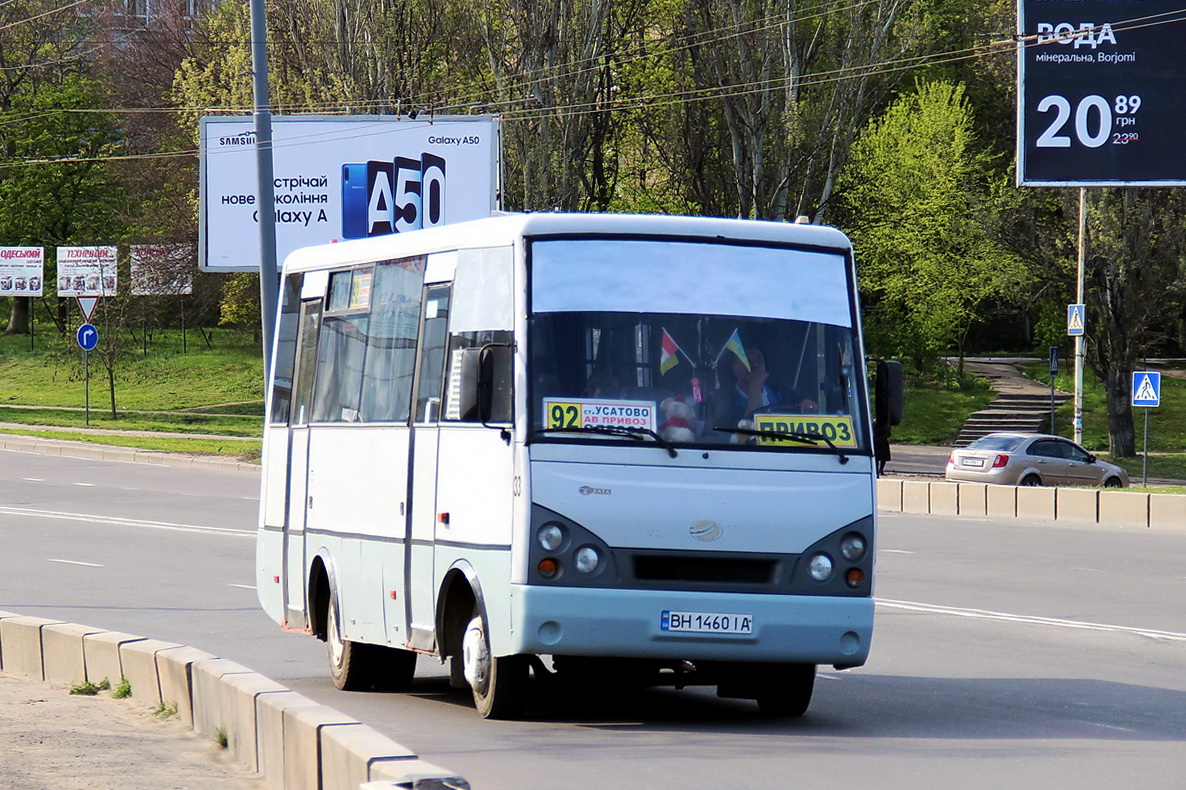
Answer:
[
  {"xmin": 5, "ymin": 297, "xmax": 30, "ymax": 335},
  {"xmin": 1104, "ymin": 366, "xmax": 1135, "ymax": 456}
]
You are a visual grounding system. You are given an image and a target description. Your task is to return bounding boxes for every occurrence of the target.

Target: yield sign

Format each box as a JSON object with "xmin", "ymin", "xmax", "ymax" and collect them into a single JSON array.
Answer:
[{"xmin": 76, "ymin": 296, "xmax": 99, "ymax": 322}]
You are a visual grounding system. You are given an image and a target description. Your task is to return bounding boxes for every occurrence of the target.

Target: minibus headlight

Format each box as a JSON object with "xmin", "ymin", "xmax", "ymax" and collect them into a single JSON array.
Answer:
[
  {"xmin": 538, "ymin": 523, "xmax": 565, "ymax": 552},
  {"xmin": 808, "ymin": 553, "xmax": 834, "ymax": 582},
  {"xmin": 574, "ymin": 546, "xmax": 600, "ymax": 574},
  {"xmin": 840, "ymin": 533, "xmax": 867, "ymax": 561}
]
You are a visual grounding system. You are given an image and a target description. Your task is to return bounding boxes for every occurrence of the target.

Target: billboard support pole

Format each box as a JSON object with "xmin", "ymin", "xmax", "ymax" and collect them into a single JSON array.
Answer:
[
  {"xmin": 250, "ymin": 0, "xmax": 279, "ymax": 385},
  {"xmin": 1074, "ymin": 187, "xmax": 1086, "ymax": 446}
]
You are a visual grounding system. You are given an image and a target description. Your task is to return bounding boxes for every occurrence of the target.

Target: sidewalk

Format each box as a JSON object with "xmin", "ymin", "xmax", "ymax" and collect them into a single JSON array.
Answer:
[{"xmin": 0, "ymin": 672, "xmax": 261, "ymax": 789}]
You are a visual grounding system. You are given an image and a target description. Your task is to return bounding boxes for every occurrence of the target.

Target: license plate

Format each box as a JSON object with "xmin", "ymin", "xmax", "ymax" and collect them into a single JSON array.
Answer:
[
  {"xmin": 661, "ymin": 610, "xmax": 753, "ymax": 635},
  {"xmin": 961, "ymin": 457, "xmax": 985, "ymax": 468}
]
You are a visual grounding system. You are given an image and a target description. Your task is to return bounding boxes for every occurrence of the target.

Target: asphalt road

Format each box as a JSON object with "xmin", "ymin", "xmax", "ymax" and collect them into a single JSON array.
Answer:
[{"xmin": 1, "ymin": 449, "xmax": 1184, "ymax": 789}]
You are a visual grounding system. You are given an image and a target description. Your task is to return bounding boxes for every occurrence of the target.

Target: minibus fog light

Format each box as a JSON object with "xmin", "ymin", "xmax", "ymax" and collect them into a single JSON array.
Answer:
[
  {"xmin": 840, "ymin": 534, "xmax": 867, "ymax": 561},
  {"xmin": 808, "ymin": 553, "xmax": 834, "ymax": 582},
  {"xmin": 538, "ymin": 558, "xmax": 559, "ymax": 579},
  {"xmin": 574, "ymin": 546, "xmax": 601, "ymax": 574},
  {"xmin": 538, "ymin": 523, "xmax": 565, "ymax": 551}
]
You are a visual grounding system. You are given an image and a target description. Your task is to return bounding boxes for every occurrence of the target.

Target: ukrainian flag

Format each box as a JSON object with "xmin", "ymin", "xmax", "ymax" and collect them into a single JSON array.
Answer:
[{"xmin": 725, "ymin": 329, "xmax": 749, "ymax": 371}]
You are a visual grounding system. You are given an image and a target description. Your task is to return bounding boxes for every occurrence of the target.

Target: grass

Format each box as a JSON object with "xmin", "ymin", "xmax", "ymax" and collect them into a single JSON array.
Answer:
[
  {"xmin": 0, "ymin": 429, "xmax": 260, "ymax": 459},
  {"xmin": 0, "ymin": 328, "xmax": 263, "ymax": 410},
  {"xmin": 888, "ymin": 374, "xmax": 996, "ymax": 446},
  {"xmin": 69, "ymin": 678, "xmax": 111, "ymax": 695},
  {"xmin": 0, "ymin": 326, "xmax": 263, "ymax": 460},
  {"xmin": 1020, "ymin": 361, "xmax": 1186, "ymax": 482},
  {"xmin": 215, "ymin": 726, "xmax": 229, "ymax": 749},
  {"xmin": 153, "ymin": 700, "xmax": 178, "ymax": 718},
  {"xmin": 112, "ymin": 676, "xmax": 132, "ymax": 699}
]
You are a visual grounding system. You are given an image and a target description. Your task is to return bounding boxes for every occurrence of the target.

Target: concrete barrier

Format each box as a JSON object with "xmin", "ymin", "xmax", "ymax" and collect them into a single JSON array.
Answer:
[
  {"xmin": 0, "ymin": 617, "xmax": 467, "ymax": 790},
  {"xmin": 957, "ymin": 483, "xmax": 987, "ymax": 517},
  {"xmin": 877, "ymin": 479, "xmax": 902, "ymax": 512},
  {"xmin": 880, "ymin": 479, "xmax": 1184, "ymax": 531},
  {"xmin": 1016, "ymin": 486, "xmax": 1056, "ymax": 522},
  {"xmin": 321, "ymin": 722, "xmax": 418, "ymax": 790},
  {"xmin": 1056, "ymin": 488, "xmax": 1098, "ymax": 523},
  {"xmin": 902, "ymin": 481, "xmax": 930, "ymax": 514},
  {"xmin": 929, "ymin": 481, "xmax": 959, "ymax": 516},
  {"xmin": 0, "ymin": 615, "xmax": 65, "ymax": 680},
  {"xmin": 221, "ymin": 671, "xmax": 288, "ymax": 773},
  {"xmin": 83, "ymin": 631, "xmax": 146, "ymax": 686},
  {"xmin": 1150, "ymin": 493, "xmax": 1186, "ymax": 529},
  {"xmin": 986, "ymin": 485, "xmax": 1016, "ymax": 518},
  {"xmin": 191, "ymin": 657, "xmax": 253, "ymax": 738},
  {"xmin": 284, "ymin": 704, "xmax": 361, "ymax": 790},
  {"xmin": 119, "ymin": 638, "xmax": 179, "ymax": 707},
  {"xmin": 1098, "ymin": 490, "xmax": 1149, "ymax": 528}
]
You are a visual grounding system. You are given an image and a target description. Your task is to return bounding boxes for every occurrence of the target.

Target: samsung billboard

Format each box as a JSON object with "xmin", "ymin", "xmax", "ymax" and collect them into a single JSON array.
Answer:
[{"xmin": 199, "ymin": 116, "xmax": 500, "ymax": 271}]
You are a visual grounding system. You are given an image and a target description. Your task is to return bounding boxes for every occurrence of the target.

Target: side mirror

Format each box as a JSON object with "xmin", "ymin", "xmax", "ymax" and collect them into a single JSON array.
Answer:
[
  {"xmin": 875, "ymin": 360, "xmax": 904, "ymax": 427},
  {"xmin": 455, "ymin": 343, "xmax": 513, "ymax": 424},
  {"xmin": 455, "ymin": 347, "xmax": 483, "ymax": 422}
]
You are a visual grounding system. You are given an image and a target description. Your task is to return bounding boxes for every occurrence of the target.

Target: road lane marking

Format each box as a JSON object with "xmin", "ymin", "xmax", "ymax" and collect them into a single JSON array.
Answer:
[
  {"xmin": 73, "ymin": 483, "xmax": 96, "ymax": 487},
  {"xmin": 229, "ymin": 584, "xmax": 256, "ymax": 590},
  {"xmin": 49, "ymin": 559, "xmax": 103, "ymax": 567},
  {"xmin": 0, "ymin": 505, "xmax": 253, "ymax": 538},
  {"xmin": 21, "ymin": 478, "xmax": 44, "ymax": 482},
  {"xmin": 880, "ymin": 549, "xmax": 915, "ymax": 555},
  {"xmin": 877, "ymin": 598, "xmax": 1186, "ymax": 643}
]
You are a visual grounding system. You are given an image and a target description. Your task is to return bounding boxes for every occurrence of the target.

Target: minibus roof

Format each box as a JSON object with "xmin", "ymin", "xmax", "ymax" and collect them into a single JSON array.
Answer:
[{"xmin": 281, "ymin": 212, "xmax": 852, "ymax": 274}]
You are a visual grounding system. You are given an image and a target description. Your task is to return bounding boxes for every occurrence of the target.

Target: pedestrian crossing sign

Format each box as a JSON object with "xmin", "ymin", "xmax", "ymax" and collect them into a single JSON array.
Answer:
[
  {"xmin": 1132, "ymin": 371, "xmax": 1161, "ymax": 408},
  {"xmin": 1067, "ymin": 304, "xmax": 1085, "ymax": 336}
]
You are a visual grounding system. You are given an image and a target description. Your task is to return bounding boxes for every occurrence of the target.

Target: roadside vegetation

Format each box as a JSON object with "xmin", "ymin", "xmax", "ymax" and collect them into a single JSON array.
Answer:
[
  {"xmin": 0, "ymin": 323, "xmax": 1180, "ymax": 483},
  {"xmin": 0, "ymin": 328, "xmax": 262, "ymax": 459}
]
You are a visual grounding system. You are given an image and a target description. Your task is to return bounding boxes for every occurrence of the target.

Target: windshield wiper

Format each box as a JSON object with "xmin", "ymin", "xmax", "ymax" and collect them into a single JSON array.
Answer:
[
  {"xmin": 713, "ymin": 426, "xmax": 849, "ymax": 464},
  {"xmin": 536, "ymin": 425, "xmax": 678, "ymax": 457}
]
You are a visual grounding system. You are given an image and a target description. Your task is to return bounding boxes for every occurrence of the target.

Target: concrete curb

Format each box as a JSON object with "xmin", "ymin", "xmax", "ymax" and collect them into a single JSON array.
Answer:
[
  {"xmin": 878, "ymin": 478, "xmax": 1185, "ymax": 530},
  {"xmin": 0, "ymin": 433, "xmax": 260, "ymax": 473},
  {"xmin": 0, "ymin": 610, "xmax": 467, "ymax": 790}
]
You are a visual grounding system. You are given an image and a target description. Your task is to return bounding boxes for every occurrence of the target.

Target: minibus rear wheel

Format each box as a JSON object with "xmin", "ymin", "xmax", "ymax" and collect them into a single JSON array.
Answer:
[{"xmin": 461, "ymin": 608, "xmax": 528, "ymax": 718}]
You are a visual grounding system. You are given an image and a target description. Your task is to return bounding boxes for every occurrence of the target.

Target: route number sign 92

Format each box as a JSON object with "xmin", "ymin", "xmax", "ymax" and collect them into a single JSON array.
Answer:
[{"xmin": 1034, "ymin": 94, "xmax": 1141, "ymax": 148}]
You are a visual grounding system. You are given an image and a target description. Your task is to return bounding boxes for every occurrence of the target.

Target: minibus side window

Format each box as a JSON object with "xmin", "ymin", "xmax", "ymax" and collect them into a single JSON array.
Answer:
[{"xmin": 269, "ymin": 273, "xmax": 303, "ymax": 425}]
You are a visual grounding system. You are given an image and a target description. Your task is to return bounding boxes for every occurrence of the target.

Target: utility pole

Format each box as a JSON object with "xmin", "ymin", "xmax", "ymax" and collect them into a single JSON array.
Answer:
[
  {"xmin": 1074, "ymin": 188, "xmax": 1086, "ymax": 446},
  {"xmin": 250, "ymin": 0, "xmax": 279, "ymax": 384}
]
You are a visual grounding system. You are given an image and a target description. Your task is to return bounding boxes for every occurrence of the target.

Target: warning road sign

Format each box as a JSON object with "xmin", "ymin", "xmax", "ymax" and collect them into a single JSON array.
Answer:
[
  {"xmin": 1067, "ymin": 304, "xmax": 1085, "ymax": 337},
  {"xmin": 1132, "ymin": 371, "xmax": 1161, "ymax": 408}
]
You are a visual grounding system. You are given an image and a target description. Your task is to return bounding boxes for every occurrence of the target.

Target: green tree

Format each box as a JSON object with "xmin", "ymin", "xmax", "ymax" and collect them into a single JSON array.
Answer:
[
  {"xmin": 0, "ymin": 74, "xmax": 127, "ymax": 334},
  {"xmin": 838, "ymin": 80, "xmax": 1028, "ymax": 372}
]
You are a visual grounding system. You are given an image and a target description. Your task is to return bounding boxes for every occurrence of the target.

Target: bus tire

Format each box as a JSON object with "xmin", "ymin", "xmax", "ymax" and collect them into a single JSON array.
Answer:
[
  {"xmin": 461, "ymin": 610, "xmax": 528, "ymax": 719},
  {"xmin": 327, "ymin": 587, "xmax": 376, "ymax": 690},
  {"xmin": 754, "ymin": 663, "xmax": 816, "ymax": 717}
]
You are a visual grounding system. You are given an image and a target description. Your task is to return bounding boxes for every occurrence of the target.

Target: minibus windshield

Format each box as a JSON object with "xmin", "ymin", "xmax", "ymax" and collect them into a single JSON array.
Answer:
[{"xmin": 528, "ymin": 238, "xmax": 867, "ymax": 452}]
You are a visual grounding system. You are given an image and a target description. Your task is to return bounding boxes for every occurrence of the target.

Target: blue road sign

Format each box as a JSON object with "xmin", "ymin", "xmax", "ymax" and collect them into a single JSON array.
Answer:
[
  {"xmin": 76, "ymin": 323, "xmax": 98, "ymax": 351},
  {"xmin": 1067, "ymin": 304, "xmax": 1085, "ymax": 337},
  {"xmin": 1132, "ymin": 371, "xmax": 1161, "ymax": 408}
]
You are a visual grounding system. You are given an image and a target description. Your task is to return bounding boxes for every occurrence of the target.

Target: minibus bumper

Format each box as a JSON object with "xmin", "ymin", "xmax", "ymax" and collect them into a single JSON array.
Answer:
[{"xmin": 506, "ymin": 585, "xmax": 872, "ymax": 667}]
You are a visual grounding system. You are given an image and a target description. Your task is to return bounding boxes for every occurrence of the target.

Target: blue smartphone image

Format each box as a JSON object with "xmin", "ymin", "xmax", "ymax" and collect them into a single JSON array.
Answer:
[{"xmin": 341, "ymin": 163, "xmax": 368, "ymax": 239}]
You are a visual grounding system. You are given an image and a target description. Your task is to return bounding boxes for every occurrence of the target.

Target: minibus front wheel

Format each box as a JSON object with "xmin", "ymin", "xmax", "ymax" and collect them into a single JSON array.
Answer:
[{"xmin": 461, "ymin": 607, "xmax": 528, "ymax": 719}]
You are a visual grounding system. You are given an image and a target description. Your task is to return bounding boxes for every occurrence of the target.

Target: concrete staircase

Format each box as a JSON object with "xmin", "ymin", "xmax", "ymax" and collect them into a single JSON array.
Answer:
[{"xmin": 951, "ymin": 359, "xmax": 1070, "ymax": 447}]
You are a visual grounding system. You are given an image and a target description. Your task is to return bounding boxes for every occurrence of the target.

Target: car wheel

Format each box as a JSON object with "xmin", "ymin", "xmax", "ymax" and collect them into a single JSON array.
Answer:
[
  {"xmin": 1103, "ymin": 477, "xmax": 1123, "ymax": 488},
  {"xmin": 1019, "ymin": 474, "xmax": 1041, "ymax": 487}
]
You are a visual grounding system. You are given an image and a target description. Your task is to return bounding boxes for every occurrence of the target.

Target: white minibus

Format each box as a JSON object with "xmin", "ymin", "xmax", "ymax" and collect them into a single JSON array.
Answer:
[{"xmin": 257, "ymin": 212, "xmax": 895, "ymax": 718}]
